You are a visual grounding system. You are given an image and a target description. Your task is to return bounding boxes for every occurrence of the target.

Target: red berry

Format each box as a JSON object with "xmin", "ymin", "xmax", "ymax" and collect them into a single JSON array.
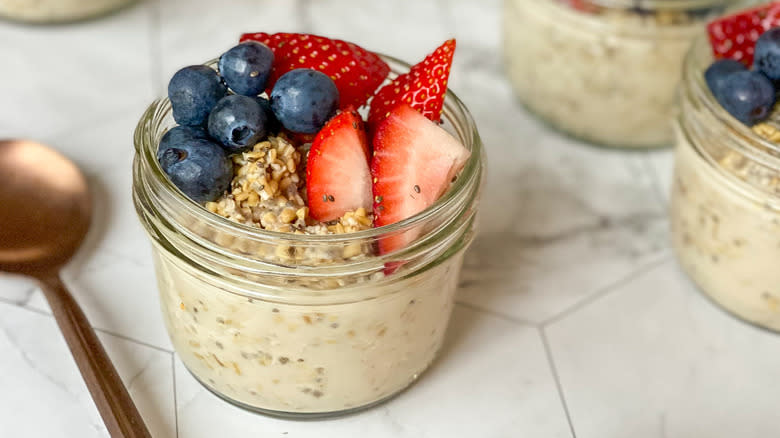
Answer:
[
  {"xmin": 707, "ymin": 2, "xmax": 780, "ymax": 66},
  {"xmin": 368, "ymin": 39, "xmax": 456, "ymax": 129}
]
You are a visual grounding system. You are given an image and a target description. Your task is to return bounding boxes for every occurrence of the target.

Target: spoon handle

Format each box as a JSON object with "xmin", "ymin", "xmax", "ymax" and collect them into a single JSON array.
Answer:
[{"xmin": 38, "ymin": 274, "xmax": 153, "ymax": 438}]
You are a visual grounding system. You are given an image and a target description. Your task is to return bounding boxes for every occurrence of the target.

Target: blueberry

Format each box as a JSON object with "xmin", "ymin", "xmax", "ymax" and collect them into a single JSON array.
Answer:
[
  {"xmin": 270, "ymin": 69, "xmax": 340, "ymax": 134},
  {"xmin": 705, "ymin": 59, "xmax": 747, "ymax": 99},
  {"xmin": 168, "ymin": 65, "xmax": 228, "ymax": 126},
  {"xmin": 158, "ymin": 125, "xmax": 211, "ymax": 162},
  {"xmin": 158, "ymin": 138, "xmax": 233, "ymax": 203},
  {"xmin": 716, "ymin": 70, "xmax": 776, "ymax": 125},
  {"xmin": 755, "ymin": 28, "xmax": 780, "ymax": 81},
  {"xmin": 218, "ymin": 41, "xmax": 274, "ymax": 96},
  {"xmin": 255, "ymin": 96, "xmax": 280, "ymax": 134},
  {"xmin": 207, "ymin": 95, "xmax": 268, "ymax": 153}
]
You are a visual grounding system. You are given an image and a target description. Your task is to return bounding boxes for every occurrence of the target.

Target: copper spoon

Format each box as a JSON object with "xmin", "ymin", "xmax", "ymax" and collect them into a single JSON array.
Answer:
[{"xmin": 0, "ymin": 139, "xmax": 151, "ymax": 438}]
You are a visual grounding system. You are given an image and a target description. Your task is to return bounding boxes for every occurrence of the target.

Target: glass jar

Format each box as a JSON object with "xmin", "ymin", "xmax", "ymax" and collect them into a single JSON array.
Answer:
[
  {"xmin": 0, "ymin": 0, "xmax": 135, "ymax": 23},
  {"xmin": 132, "ymin": 56, "xmax": 486, "ymax": 417},
  {"xmin": 502, "ymin": 0, "xmax": 742, "ymax": 149},
  {"xmin": 672, "ymin": 36, "xmax": 780, "ymax": 332}
]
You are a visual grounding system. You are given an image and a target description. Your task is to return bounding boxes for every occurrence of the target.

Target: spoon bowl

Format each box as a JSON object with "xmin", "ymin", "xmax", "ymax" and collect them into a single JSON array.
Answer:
[{"xmin": 0, "ymin": 139, "xmax": 151, "ymax": 438}]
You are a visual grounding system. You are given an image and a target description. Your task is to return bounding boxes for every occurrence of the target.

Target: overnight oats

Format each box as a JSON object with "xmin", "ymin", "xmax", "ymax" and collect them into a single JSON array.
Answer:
[
  {"xmin": 672, "ymin": 3, "xmax": 780, "ymax": 331},
  {"xmin": 0, "ymin": 0, "xmax": 134, "ymax": 23},
  {"xmin": 133, "ymin": 33, "xmax": 485, "ymax": 416},
  {"xmin": 502, "ymin": 0, "xmax": 741, "ymax": 148}
]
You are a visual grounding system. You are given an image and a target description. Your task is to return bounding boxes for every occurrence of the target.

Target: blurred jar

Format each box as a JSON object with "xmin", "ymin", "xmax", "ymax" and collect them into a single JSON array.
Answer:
[
  {"xmin": 502, "ymin": 0, "xmax": 741, "ymax": 149},
  {"xmin": 0, "ymin": 0, "xmax": 135, "ymax": 23}
]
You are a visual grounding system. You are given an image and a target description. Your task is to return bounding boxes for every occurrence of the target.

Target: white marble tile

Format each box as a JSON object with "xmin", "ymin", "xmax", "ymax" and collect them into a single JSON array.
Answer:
[
  {"xmin": 157, "ymin": 0, "xmax": 301, "ymax": 89},
  {"xmin": 645, "ymin": 149, "xmax": 675, "ymax": 206},
  {"xmin": 175, "ymin": 304, "xmax": 572, "ymax": 438},
  {"xmin": 546, "ymin": 260, "xmax": 780, "ymax": 438},
  {"xmin": 0, "ymin": 3, "xmax": 154, "ymax": 142},
  {"xmin": 0, "ymin": 302, "xmax": 174, "ymax": 438},
  {"xmin": 0, "ymin": 273, "xmax": 38, "ymax": 306}
]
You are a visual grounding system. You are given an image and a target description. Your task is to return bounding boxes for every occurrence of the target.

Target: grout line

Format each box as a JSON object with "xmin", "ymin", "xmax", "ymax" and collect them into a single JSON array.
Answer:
[
  {"xmin": 295, "ymin": 0, "xmax": 314, "ymax": 32},
  {"xmin": 539, "ymin": 327, "xmax": 577, "ymax": 438},
  {"xmin": 454, "ymin": 301, "xmax": 536, "ymax": 327},
  {"xmin": 541, "ymin": 254, "xmax": 673, "ymax": 328},
  {"xmin": 94, "ymin": 327, "xmax": 174, "ymax": 354},
  {"xmin": 0, "ymin": 297, "xmax": 50, "ymax": 318},
  {"xmin": 641, "ymin": 155, "xmax": 670, "ymax": 212},
  {"xmin": 172, "ymin": 354, "xmax": 180, "ymax": 438}
]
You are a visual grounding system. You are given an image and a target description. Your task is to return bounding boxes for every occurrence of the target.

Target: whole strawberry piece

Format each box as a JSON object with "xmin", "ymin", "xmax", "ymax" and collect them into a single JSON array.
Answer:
[
  {"xmin": 368, "ymin": 39, "xmax": 456, "ymax": 129},
  {"xmin": 306, "ymin": 110, "xmax": 372, "ymax": 222},
  {"xmin": 707, "ymin": 2, "xmax": 780, "ymax": 66},
  {"xmin": 240, "ymin": 32, "xmax": 390, "ymax": 110},
  {"xmin": 371, "ymin": 104, "xmax": 470, "ymax": 254}
]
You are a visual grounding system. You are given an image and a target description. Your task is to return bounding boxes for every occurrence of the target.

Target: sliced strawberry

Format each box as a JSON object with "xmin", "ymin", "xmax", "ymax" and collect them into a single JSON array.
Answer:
[
  {"xmin": 306, "ymin": 110, "xmax": 372, "ymax": 222},
  {"xmin": 707, "ymin": 2, "xmax": 780, "ymax": 66},
  {"xmin": 239, "ymin": 32, "xmax": 390, "ymax": 110},
  {"xmin": 368, "ymin": 39, "xmax": 456, "ymax": 129},
  {"xmin": 371, "ymin": 104, "xmax": 471, "ymax": 254}
]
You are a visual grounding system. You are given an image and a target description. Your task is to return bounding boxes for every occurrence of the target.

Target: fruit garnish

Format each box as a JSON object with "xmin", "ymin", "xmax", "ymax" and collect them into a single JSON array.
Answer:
[
  {"xmin": 168, "ymin": 65, "xmax": 228, "ymax": 126},
  {"xmin": 306, "ymin": 110, "xmax": 372, "ymax": 222},
  {"xmin": 218, "ymin": 41, "xmax": 274, "ymax": 96},
  {"xmin": 712, "ymin": 70, "xmax": 776, "ymax": 125},
  {"xmin": 707, "ymin": 2, "xmax": 780, "ymax": 66},
  {"xmin": 239, "ymin": 32, "xmax": 390, "ymax": 110},
  {"xmin": 371, "ymin": 104, "xmax": 470, "ymax": 254},
  {"xmin": 207, "ymin": 95, "xmax": 268, "ymax": 153},
  {"xmin": 270, "ymin": 69, "xmax": 340, "ymax": 134},
  {"xmin": 158, "ymin": 138, "xmax": 233, "ymax": 203},
  {"xmin": 368, "ymin": 39, "xmax": 456, "ymax": 129},
  {"xmin": 754, "ymin": 27, "xmax": 780, "ymax": 80}
]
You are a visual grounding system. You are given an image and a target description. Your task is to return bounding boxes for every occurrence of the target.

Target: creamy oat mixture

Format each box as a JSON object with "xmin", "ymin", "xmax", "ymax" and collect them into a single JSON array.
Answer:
[
  {"xmin": 671, "ymin": 125, "xmax": 780, "ymax": 330},
  {"xmin": 155, "ymin": 135, "xmax": 465, "ymax": 413},
  {"xmin": 0, "ymin": 0, "xmax": 131, "ymax": 22},
  {"xmin": 503, "ymin": 0, "xmax": 720, "ymax": 148}
]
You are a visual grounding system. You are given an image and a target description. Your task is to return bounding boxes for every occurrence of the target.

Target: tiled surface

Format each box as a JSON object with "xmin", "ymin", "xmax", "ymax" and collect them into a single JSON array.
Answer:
[{"xmin": 0, "ymin": 0, "xmax": 776, "ymax": 437}]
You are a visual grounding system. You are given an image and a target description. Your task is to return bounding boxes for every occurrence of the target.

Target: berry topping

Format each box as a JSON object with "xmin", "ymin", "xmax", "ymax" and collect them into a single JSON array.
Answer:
[
  {"xmin": 270, "ymin": 68, "xmax": 340, "ymax": 134},
  {"xmin": 707, "ymin": 2, "xmax": 780, "ymax": 66},
  {"xmin": 705, "ymin": 59, "xmax": 748, "ymax": 99},
  {"xmin": 754, "ymin": 27, "xmax": 780, "ymax": 80},
  {"xmin": 240, "ymin": 32, "xmax": 390, "ymax": 109},
  {"xmin": 368, "ymin": 39, "xmax": 456, "ymax": 128},
  {"xmin": 306, "ymin": 110, "xmax": 372, "ymax": 222},
  {"xmin": 207, "ymin": 94, "xmax": 268, "ymax": 153},
  {"xmin": 158, "ymin": 138, "xmax": 233, "ymax": 203},
  {"xmin": 218, "ymin": 41, "xmax": 274, "ymax": 96},
  {"xmin": 255, "ymin": 96, "xmax": 281, "ymax": 134},
  {"xmin": 168, "ymin": 65, "xmax": 228, "ymax": 126},
  {"xmin": 158, "ymin": 125, "xmax": 211, "ymax": 160},
  {"xmin": 714, "ymin": 70, "xmax": 776, "ymax": 126},
  {"xmin": 371, "ymin": 104, "xmax": 470, "ymax": 253}
]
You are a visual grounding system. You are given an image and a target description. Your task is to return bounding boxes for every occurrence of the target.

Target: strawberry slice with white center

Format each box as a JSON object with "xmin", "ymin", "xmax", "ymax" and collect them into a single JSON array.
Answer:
[
  {"xmin": 371, "ymin": 104, "xmax": 471, "ymax": 254},
  {"xmin": 239, "ymin": 32, "xmax": 390, "ymax": 110},
  {"xmin": 306, "ymin": 110, "xmax": 372, "ymax": 222},
  {"xmin": 368, "ymin": 39, "xmax": 456, "ymax": 129},
  {"xmin": 707, "ymin": 2, "xmax": 780, "ymax": 66}
]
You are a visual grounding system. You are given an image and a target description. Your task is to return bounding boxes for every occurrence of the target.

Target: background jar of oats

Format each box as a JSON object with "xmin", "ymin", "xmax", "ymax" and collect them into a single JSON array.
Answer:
[
  {"xmin": 132, "ymin": 57, "xmax": 486, "ymax": 417},
  {"xmin": 502, "ymin": 0, "xmax": 743, "ymax": 149},
  {"xmin": 0, "ymin": 0, "xmax": 135, "ymax": 23},
  {"xmin": 672, "ymin": 36, "xmax": 780, "ymax": 332}
]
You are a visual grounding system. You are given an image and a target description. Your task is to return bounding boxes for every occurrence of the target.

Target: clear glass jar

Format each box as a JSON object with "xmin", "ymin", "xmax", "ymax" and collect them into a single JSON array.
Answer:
[
  {"xmin": 502, "ymin": 0, "xmax": 742, "ymax": 149},
  {"xmin": 132, "ymin": 56, "xmax": 486, "ymax": 417},
  {"xmin": 672, "ymin": 36, "xmax": 780, "ymax": 332},
  {"xmin": 0, "ymin": 0, "xmax": 135, "ymax": 23}
]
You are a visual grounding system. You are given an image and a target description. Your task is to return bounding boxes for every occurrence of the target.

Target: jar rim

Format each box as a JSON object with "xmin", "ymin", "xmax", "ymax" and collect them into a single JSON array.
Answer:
[
  {"xmin": 682, "ymin": 35, "xmax": 780, "ymax": 164},
  {"xmin": 134, "ymin": 54, "xmax": 484, "ymax": 246}
]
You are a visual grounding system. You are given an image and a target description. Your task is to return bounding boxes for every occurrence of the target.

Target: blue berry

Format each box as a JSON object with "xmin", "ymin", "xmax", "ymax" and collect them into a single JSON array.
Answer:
[
  {"xmin": 168, "ymin": 65, "xmax": 227, "ymax": 126},
  {"xmin": 218, "ymin": 41, "xmax": 274, "ymax": 96},
  {"xmin": 754, "ymin": 27, "xmax": 780, "ymax": 81},
  {"xmin": 716, "ymin": 70, "xmax": 776, "ymax": 126},
  {"xmin": 158, "ymin": 125, "xmax": 211, "ymax": 162},
  {"xmin": 255, "ymin": 96, "xmax": 280, "ymax": 133},
  {"xmin": 705, "ymin": 59, "xmax": 747, "ymax": 99},
  {"xmin": 270, "ymin": 69, "xmax": 340, "ymax": 134},
  {"xmin": 207, "ymin": 95, "xmax": 268, "ymax": 153},
  {"xmin": 158, "ymin": 138, "xmax": 233, "ymax": 203}
]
